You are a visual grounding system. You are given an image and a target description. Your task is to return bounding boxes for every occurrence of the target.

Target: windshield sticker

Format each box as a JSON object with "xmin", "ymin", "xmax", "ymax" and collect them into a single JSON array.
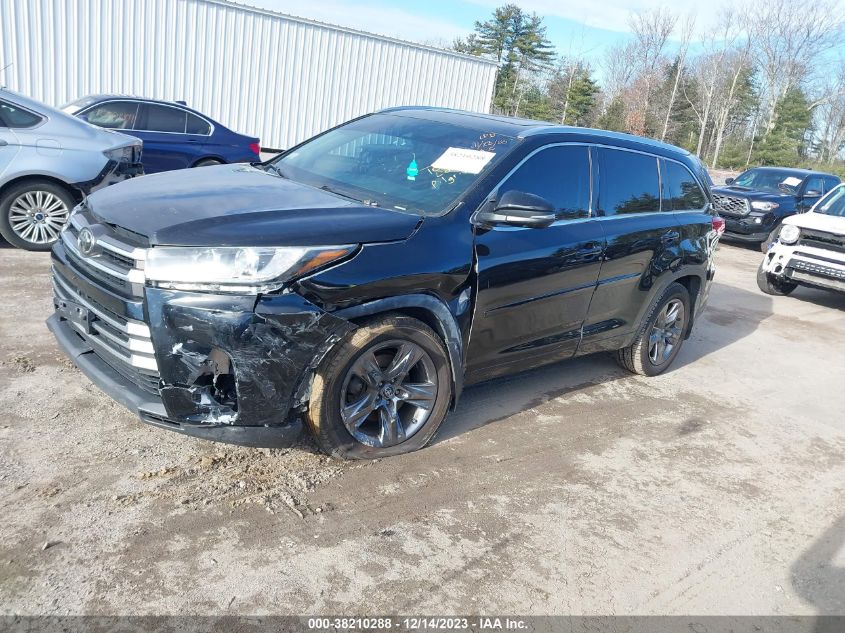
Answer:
[
  {"xmin": 406, "ymin": 155, "xmax": 418, "ymax": 181},
  {"xmin": 431, "ymin": 147, "xmax": 496, "ymax": 175},
  {"xmin": 473, "ymin": 132, "xmax": 511, "ymax": 152},
  {"xmin": 781, "ymin": 176, "xmax": 802, "ymax": 187}
]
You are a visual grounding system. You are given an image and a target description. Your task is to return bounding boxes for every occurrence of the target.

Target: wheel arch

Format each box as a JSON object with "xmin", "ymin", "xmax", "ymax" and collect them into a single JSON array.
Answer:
[
  {"xmin": 333, "ymin": 294, "xmax": 464, "ymax": 407},
  {"xmin": 191, "ymin": 156, "xmax": 226, "ymax": 167},
  {"xmin": 0, "ymin": 174, "xmax": 82, "ymax": 204},
  {"xmin": 670, "ymin": 273, "xmax": 703, "ymax": 339}
]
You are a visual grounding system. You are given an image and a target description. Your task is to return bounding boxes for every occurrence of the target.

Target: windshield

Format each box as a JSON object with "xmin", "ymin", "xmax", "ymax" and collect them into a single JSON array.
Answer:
[
  {"xmin": 815, "ymin": 185, "xmax": 845, "ymax": 217},
  {"xmin": 730, "ymin": 168, "xmax": 804, "ymax": 194},
  {"xmin": 60, "ymin": 96, "xmax": 101, "ymax": 114},
  {"xmin": 267, "ymin": 113, "xmax": 517, "ymax": 215}
]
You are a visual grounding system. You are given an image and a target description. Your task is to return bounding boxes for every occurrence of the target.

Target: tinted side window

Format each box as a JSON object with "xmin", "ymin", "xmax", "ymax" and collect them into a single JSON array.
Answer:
[
  {"xmin": 138, "ymin": 104, "xmax": 187, "ymax": 133},
  {"xmin": 0, "ymin": 100, "xmax": 43, "ymax": 129},
  {"xmin": 186, "ymin": 113, "xmax": 211, "ymax": 135},
  {"xmin": 665, "ymin": 160, "xmax": 706, "ymax": 210},
  {"xmin": 599, "ymin": 149, "xmax": 660, "ymax": 215},
  {"xmin": 803, "ymin": 176, "xmax": 825, "ymax": 195},
  {"xmin": 83, "ymin": 101, "xmax": 139, "ymax": 130},
  {"xmin": 497, "ymin": 145, "xmax": 590, "ymax": 219},
  {"xmin": 824, "ymin": 177, "xmax": 840, "ymax": 193}
]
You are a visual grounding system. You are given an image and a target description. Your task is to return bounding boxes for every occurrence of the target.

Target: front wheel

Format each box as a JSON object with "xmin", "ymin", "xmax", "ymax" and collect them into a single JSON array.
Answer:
[
  {"xmin": 756, "ymin": 262, "xmax": 797, "ymax": 296},
  {"xmin": 615, "ymin": 282, "xmax": 691, "ymax": 376},
  {"xmin": 306, "ymin": 314, "xmax": 452, "ymax": 459},
  {"xmin": 0, "ymin": 180, "xmax": 74, "ymax": 251}
]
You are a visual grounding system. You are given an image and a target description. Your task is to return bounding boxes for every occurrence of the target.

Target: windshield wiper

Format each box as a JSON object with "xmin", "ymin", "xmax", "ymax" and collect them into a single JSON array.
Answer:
[
  {"xmin": 319, "ymin": 184, "xmax": 378, "ymax": 206},
  {"xmin": 266, "ymin": 163, "xmax": 287, "ymax": 178}
]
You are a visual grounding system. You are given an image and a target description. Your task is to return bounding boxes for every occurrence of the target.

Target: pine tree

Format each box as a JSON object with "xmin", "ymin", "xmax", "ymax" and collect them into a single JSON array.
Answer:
[{"xmin": 754, "ymin": 89, "xmax": 812, "ymax": 166}]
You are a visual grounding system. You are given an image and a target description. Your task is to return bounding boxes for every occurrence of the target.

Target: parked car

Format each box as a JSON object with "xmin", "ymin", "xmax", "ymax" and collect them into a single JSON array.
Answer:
[
  {"xmin": 758, "ymin": 183, "xmax": 845, "ymax": 296},
  {"xmin": 47, "ymin": 107, "xmax": 720, "ymax": 458},
  {"xmin": 61, "ymin": 96, "xmax": 261, "ymax": 174},
  {"xmin": 712, "ymin": 166, "xmax": 840, "ymax": 251},
  {"xmin": 0, "ymin": 88, "xmax": 143, "ymax": 251}
]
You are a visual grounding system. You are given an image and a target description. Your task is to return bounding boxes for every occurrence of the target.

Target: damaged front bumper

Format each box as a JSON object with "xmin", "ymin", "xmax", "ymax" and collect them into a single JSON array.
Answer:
[
  {"xmin": 48, "ymin": 240, "xmax": 354, "ymax": 447},
  {"xmin": 762, "ymin": 240, "xmax": 845, "ymax": 293}
]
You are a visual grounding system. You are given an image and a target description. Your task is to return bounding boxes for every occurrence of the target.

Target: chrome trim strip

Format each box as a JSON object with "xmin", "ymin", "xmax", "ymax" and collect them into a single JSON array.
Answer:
[{"xmin": 52, "ymin": 269, "xmax": 151, "ymax": 338}]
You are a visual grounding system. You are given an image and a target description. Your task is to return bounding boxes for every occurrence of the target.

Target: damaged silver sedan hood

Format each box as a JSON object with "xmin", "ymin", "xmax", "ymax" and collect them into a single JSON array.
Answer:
[{"xmin": 85, "ymin": 164, "xmax": 422, "ymax": 247}]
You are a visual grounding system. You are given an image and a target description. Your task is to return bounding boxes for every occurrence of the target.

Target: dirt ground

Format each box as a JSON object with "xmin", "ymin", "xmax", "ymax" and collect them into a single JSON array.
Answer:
[{"xmin": 0, "ymin": 240, "xmax": 844, "ymax": 616}]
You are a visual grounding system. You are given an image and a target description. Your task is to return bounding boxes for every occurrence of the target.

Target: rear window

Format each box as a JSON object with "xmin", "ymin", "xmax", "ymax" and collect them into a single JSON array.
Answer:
[
  {"xmin": 599, "ymin": 148, "xmax": 661, "ymax": 215},
  {"xmin": 137, "ymin": 104, "xmax": 187, "ymax": 133},
  {"xmin": 186, "ymin": 113, "xmax": 211, "ymax": 135},
  {"xmin": 0, "ymin": 100, "xmax": 43, "ymax": 129},
  {"xmin": 665, "ymin": 161, "xmax": 707, "ymax": 211}
]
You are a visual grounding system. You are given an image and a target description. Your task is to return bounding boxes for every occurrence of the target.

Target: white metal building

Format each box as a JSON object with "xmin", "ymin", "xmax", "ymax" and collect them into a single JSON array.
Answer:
[{"xmin": 0, "ymin": 0, "xmax": 497, "ymax": 149}]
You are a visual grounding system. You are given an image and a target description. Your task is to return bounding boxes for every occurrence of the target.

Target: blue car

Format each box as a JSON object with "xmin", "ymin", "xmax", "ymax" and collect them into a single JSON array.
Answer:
[{"xmin": 61, "ymin": 96, "xmax": 261, "ymax": 173}]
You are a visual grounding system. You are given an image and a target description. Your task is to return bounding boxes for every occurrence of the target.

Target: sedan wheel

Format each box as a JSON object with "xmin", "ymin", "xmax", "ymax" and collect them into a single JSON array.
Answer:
[{"xmin": 9, "ymin": 190, "xmax": 69, "ymax": 245}]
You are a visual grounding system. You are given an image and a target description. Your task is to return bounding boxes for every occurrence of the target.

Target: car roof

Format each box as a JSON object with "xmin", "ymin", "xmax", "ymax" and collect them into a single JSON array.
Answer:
[
  {"xmin": 378, "ymin": 106, "xmax": 694, "ymax": 159},
  {"xmin": 744, "ymin": 166, "xmax": 839, "ymax": 179},
  {"xmin": 78, "ymin": 94, "xmax": 218, "ymax": 122}
]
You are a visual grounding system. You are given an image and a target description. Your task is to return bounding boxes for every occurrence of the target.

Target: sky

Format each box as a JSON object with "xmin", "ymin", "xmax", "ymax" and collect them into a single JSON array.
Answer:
[{"xmin": 243, "ymin": 0, "xmax": 733, "ymax": 67}]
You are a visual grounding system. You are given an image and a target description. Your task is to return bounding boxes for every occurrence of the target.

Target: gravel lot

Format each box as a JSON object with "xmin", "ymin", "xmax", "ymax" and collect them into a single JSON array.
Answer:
[{"xmin": 0, "ymin": 239, "xmax": 843, "ymax": 616}]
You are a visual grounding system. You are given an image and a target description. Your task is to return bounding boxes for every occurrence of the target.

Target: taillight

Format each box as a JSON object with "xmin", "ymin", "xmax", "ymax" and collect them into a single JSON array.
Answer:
[
  {"xmin": 712, "ymin": 216, "xmax": 726, "ymax": 235},
  {"xmin": 249, "ymin": 142, "xmax": 261, "ymax": 156}
]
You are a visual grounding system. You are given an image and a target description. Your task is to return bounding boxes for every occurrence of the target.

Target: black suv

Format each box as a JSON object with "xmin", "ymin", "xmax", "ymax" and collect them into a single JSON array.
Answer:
[
  {"xmin": 48, "ymin": 108, "xmax": 719, "ymax": 459},
  {"xmin": 712, "ymin": 167, "xmax": 840, "ymax": 250}
]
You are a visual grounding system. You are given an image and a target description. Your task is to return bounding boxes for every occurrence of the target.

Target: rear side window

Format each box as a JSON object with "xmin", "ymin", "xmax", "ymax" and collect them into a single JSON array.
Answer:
[
  {"xmin": 824, "ymin": 176, "xmax": 840, "ymax": 193},
  {"xmin": 137, "ymin": 104, "xmax": 187, "ymax": 133},
  {"xmin": 186, "ymin": 113, "xmax": 211, "ymax": 135},
  {"xmin": 0, "ymin": 100, "xmax": 43, "ymax": 128},
  {"xmin": 599, "ymin": 148, "xmax": 660, "ymax": 215},
  {"xmin": 497, "ymin": 145, "xmax": 591, "ymax": 219},
  {"xmin": 665, "ymin": 161, "xmax": 707, "ymax": 210},
  {"xmin": 82, "ymin": 101, "xmax": 139, "ymax": 130}
]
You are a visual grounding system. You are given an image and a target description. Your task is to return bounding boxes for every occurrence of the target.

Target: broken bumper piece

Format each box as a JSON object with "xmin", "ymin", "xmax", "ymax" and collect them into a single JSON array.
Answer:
[{"xmin": 48, "ymin": 267, "xmax": 354, "ymax": 446}]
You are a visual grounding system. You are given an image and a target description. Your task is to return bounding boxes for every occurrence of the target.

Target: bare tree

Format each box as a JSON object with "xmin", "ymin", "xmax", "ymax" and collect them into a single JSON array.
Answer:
[
  {"xmin": 748, "ymin": 0, "xmax": 842, "ymax": 136},
  {"xmin": 660, "ymin": 14, "xmax": 695, "ymax": 142},
  {"xmin": 626, "ymin": 8, "xmax": 677, "ymax": 135}
]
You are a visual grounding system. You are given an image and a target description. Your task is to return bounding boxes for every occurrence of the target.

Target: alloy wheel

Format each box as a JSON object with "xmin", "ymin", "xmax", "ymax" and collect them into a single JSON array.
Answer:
[
  {"xmin": 648, "ymin": 299, "xmax": 686, "ymax": 365},
  {"xmin": 339, "ymin": 340, "xmax": 438, "ymax": 448},
  {"xmin": 8, "ymin": 190, "xmax": 69, "ymax": 245}
]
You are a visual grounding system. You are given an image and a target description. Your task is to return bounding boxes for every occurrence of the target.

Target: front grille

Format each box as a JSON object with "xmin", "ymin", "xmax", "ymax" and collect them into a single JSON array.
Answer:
[
  {"xmin": 798, "ymin": 229, "xmax": 845, "ymax": 255},
  {"xmin": 54, "ymin": 207, "xmax": 158, "ymax": 391},
  {"xmin": 713, "ymin": 194, "xmax": 750, "ymax": 217}
]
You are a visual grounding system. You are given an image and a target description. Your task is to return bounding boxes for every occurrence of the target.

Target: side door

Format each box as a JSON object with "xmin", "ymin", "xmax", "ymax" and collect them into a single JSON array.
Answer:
[
  {"xmin": 0, "ymin": 102, "xmax": 22, "ymax": 181},
  {"xmin": 579, "ymin": 146, "xmax": 680, "ymax": 354},
  {"xmin": 466, "ymin": 144, "xmax": 605, "ymax": 380},
  {"xmin": 133, "ymin": 103, "xmax": 193, "ymax": 172}
]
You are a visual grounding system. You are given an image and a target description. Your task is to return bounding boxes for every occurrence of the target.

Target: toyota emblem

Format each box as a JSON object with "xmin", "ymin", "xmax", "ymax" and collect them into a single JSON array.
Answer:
[{"xmin": 77, "ymin": 227, "xmax": 96, "ymax": 256}]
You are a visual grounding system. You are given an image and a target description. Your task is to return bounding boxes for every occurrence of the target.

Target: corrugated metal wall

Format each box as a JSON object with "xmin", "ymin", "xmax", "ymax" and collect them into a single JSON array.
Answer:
[{"xmin": 0, "ymin": 0, "xmax": 497, "ymax": 148}]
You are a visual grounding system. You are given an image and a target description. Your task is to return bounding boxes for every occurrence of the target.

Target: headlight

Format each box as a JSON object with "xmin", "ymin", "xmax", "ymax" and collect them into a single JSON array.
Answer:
[
  {"xmin": 751, "ymin": 201, "xmax": 779, "ymax": 211},
  {"xmin": 144, "ymin": 245, "xmax": 355, "ymax": 293},
  {"xmin": 778, "ymin": 224, "xmax": 800, "ymax": 245}
]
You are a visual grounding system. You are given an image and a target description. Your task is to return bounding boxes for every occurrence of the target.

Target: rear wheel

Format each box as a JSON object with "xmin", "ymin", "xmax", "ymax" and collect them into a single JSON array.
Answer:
[
  {"xmin": 0, "ymin": 180, "xmax": 74, "ymax": 251},
  {"xmin": 756, "ymin": 261, "xmax": 797, "ymax": 296},
  {"xmin": 615, "ymin": 283, "xmax": 690, "ymax": 376},
  {"xmin": 306, "ymin": 314, "xmax": 452, "ymax": 459},
  {"xmin": 193, "ymin": 158, "xmax": 223, "ymax": 167}
]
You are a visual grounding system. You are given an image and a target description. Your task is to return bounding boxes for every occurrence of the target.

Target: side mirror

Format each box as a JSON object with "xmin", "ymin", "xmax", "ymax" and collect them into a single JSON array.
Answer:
[
  {"xmin": 804, "ymin": 190, "xmax": 822, "ymax": 198},
  {"xmin": 724, "ymin": 177, "xmax": 735, "ymax": 185},
  {"xmin": 474, "ymin": 190, "xmax": 557, "ymax": 229}
]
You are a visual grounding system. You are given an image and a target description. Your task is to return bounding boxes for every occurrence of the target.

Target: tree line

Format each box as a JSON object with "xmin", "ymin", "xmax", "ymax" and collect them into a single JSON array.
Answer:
[{"xmin": 452, "ymin": 0, "xmax": 845, "ymax": 175}]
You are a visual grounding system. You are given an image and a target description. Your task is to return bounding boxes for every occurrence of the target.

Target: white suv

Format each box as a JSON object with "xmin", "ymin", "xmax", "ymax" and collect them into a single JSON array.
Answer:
[
  {"xmin": 758, "ymin": 183, "xmax": 845, "ymax": 296},
  {"xmin": 0, "ymin": 88, "xmax": 143, "ymax": 251}
]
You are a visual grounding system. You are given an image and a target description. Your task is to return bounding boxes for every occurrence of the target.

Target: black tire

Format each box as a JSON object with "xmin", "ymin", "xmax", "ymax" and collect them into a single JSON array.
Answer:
[
  {"xmin": 756, "ymin": 261, "xmax": 797, "ymax": 296},
  {"xmin": 306, "ymin": 314, "xmax": 452, "ymax": 459},
  {"xmin": 193, "ymin": 158, "xmax": 223, "ymax": 167},
  {"xmin": 760, "ymin": 224, "xmax": 781, "ymax": 252},
  {"xmin": 615, "ymin": 282, "xmax": 691, "ymax": 377},
  {"xmin": 0, "ymin": 180, "xmax": 75, "ymax": 251}
]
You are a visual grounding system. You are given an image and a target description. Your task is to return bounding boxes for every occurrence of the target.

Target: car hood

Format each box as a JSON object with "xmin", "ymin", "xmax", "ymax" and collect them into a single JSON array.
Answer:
[
  {"xmin": 784, "ymin": 210, "xmax": 845, "ymax": 234},
  {"xmin": 85, "ymin": 164, "xmax": 422, "ymax": 247},
  {"xmin": 711, "ymin": 186, "xmax": 793, "ymax": 204}
]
